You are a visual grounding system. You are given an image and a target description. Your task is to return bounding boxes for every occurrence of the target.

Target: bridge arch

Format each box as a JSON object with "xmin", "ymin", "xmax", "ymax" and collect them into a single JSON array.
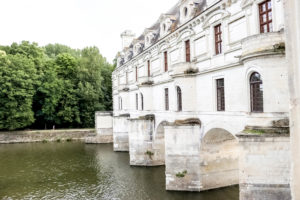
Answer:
[
  {"xmin": 152, "ymin": 121, "xmax": 169, "ymax": 165},
  {"xmin": 200, "ymin": 127, "xmax": 239, "ymax": 190}
]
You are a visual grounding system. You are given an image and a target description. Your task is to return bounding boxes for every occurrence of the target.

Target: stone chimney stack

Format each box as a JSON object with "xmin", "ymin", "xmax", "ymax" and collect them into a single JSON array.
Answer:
[{"xmin": 121, "ymin": 30, "xmax": 135, "ymax": 50}]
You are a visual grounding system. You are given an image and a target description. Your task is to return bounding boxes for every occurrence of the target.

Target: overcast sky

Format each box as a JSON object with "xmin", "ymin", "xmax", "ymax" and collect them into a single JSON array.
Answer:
[{"xmin": 0, "ymin": 0, "xmax": 179, "ymax": 63}]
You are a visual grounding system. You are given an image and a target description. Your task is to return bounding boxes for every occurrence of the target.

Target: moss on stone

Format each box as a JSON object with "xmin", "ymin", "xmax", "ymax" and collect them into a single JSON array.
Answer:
[
  {"xmin": 176, "ymin": 170, "xmax": 187, "ymax": 178},
  {"xmin": 145, "ymin": 150, "xmax": 154, "ymax": 159}
]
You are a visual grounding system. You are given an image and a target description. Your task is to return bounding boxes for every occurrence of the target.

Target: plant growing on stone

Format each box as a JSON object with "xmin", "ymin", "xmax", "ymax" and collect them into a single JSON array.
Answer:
[
  {"xmin": 145, "ymin": 150, "xmax": 154, "ymax": 160},
  {"xmin": 176, "ymin": 170, "xmax": 187, "ymax": 178},
  {"xmin": 244, "ymin": 129, "xmax": 265, "ymax": 135}
]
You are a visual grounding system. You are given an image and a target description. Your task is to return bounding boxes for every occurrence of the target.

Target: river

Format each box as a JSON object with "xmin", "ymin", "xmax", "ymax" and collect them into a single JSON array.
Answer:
[{"xmin": 0, "ymin": 142, "xmax": 238, "ymax": 200}]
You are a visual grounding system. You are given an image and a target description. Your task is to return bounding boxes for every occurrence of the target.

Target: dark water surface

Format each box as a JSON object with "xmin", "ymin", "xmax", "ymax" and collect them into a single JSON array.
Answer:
[{"xmin": 0, "ymin": 143, "xmax": 238, "ymax": 200}]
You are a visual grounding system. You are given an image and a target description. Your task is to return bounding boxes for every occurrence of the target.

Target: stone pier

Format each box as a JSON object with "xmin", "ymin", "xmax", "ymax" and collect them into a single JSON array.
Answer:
[
  {"xmin": 86, "ymin": 111, "xmax": 113, "ymax": 143},
  {"xmin": 113, "ymin": 115, "xmax": 130, "ymax": 151},
  {"xmin": 237, "ymin": 126, "xmax": 291, "ymax": 200},
  {"xmin": 128, "ymin": 116, "xmax": 164, "ymax": 166},
  {"xmin": 164, "ymin": 125, "xmax": 202, "ymax": 191},
  {"xmin": 284, "ymin": 0, "xmax": 300, "ymax": 198}
]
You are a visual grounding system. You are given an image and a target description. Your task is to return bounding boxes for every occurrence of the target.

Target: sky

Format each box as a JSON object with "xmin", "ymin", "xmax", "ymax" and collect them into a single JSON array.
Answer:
[{"xmin": 0, "ymin": 0, "xmax": 179, "ymax": 63}]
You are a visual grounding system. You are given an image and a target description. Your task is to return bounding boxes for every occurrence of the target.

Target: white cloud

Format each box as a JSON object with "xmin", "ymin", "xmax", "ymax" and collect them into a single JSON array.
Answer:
[{"xmin": 0, "ymin": 0, "xmax": 178, "ymax": 63}]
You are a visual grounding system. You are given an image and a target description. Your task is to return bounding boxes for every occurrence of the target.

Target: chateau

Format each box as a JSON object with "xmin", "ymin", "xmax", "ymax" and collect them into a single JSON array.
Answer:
[{"xmin": 101, "ymin": 0, "xmax": 291, "ymax": 198}]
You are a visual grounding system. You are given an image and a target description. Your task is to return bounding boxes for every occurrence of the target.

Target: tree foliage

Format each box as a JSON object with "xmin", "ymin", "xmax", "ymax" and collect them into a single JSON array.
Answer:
[{"xmin": 0, "ymin": 41, "xmax": 113, "ymax": 130}]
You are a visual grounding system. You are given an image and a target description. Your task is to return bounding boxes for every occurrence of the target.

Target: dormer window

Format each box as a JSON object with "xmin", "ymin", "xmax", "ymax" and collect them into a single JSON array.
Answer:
[
  {"xmin": 144, "ymin": 30, "xmax": 157, "ymax": 48},
  {"xmin": 184, "ymin": 7, "xmax": 188, "ymax": 16}
]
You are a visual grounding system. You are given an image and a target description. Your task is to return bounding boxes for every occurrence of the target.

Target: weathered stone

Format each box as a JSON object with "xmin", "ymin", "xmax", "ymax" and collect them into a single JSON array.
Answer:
[
  {"xmin": 0, "ymin": 129, "xmax": 95, "ymax": 144},
  {"xmin": 238, "ymin": 133, "xmax": 291, "ymax": 200},
  {"xmin": 113, "ymin": 116, "xmax": 130, "ymax": 151}
]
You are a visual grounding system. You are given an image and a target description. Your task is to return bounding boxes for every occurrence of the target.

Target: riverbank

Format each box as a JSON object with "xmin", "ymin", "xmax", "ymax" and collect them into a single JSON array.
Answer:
[{"xmin": 0, "ymin": 129, "xmax": 96, "ymax": 144}]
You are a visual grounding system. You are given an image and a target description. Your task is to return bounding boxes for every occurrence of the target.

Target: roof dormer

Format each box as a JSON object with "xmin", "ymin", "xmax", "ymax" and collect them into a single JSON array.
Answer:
[
  {"xmin": 159, "ymin": 14, "xmax": 177, "ymax": 38},
  {"xmin": 124, "ymin": 48, "xmax": 133, "ymax": 62},
  {"xmin": 132, "ymin": 39, "xmax": 144, "ymax": 56},
  {"xmin": 179, "ymin": 0, "xmax": 203, "ymax": 24},
  {"xmin": 117, "ymin": 52, "xmax": 125, "ymax": 68},
  {"xmin": 144, "ymin": 28, "xmax": 158, "ymax": 48}
]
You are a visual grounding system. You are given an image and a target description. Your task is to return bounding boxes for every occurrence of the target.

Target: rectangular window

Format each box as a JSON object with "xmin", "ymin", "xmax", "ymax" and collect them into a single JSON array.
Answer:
[
  {"xmin": 259, "ymin": 0, "xmax": 272, "ymax": 33},
  {"xmin": 147, "ymin": 60, "xmax": 150, "ymax": 77},
  {"xmin": 164, "ymin": 51, "xmax": 168, "ymax": 72},
  {"xmin": 185, "ymin": 40, "xmax": 191, "ymax": 62},
  {"xmin": 214, "ymin": 24, "xmax": 222, "ymax": 55},
  {"xmin": 216, "ymin": 78, "xmax": 225, "ymax": 111},
  {"xmin": 135, "ymin": 67, "xmax": 138, "ymax": 82},
  {"xmin": 165, "ymin": 88, "xmax": 169, "ymax": 111},
  {"xmin": 136, "ymin": 93, "xmax": 138, "ymax": 110}
]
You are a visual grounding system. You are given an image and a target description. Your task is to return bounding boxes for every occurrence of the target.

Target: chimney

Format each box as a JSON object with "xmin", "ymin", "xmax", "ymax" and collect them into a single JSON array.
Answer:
[{"xmin": 121, "ymin": 30, "xmax": 135, "ymax": 50}]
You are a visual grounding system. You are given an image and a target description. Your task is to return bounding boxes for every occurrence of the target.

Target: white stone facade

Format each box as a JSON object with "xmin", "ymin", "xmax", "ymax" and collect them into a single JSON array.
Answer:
[
  {"xmin": 113, "ymin": 0, "xmax": 288, "ymax": 139},
  {"xmin": 112, "ymin": 0, "xmax": 290, "ymax": 195}
]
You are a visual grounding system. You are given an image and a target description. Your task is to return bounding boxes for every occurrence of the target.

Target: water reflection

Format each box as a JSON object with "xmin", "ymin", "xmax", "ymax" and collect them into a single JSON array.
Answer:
[{"xmin": 0, "ymin": 143, "xmax": 238, "ymax": 200}]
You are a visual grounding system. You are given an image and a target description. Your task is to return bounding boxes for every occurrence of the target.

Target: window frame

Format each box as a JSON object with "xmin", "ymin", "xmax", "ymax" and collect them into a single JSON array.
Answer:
[
  {"xmin": 185, "ymin": 40, "xmax": 191, "ymax": 62},
  {"xmin": 259, "ymin": 0, "xmax": 272, "ymax": 33},
  {"xmin": 165, "ymin": 88, "xmax": 169, "ymax": 111},
  {"xmin": 250, "ymin": 72, "xmax": 264, "ymax": 112},
  {"xmin": 176, "ymin": 86, "xmax": 182, "ymax": 111},
  {"xmin": 147, "ymin": 60, "xmax": 151, "ymax": 77},
  {"xmin": 136, "ymin": 93, "xmax": 138, "ymax": 110},
  {"xmin": 141, "ymin": 93, "xmax": 144, "ymax": 111},
  {"xmin": 214, "ymin": 24, "xmax": 222, "ymax": 55},
  {"xmin": 216, "ymin": 78, "xmax": 225, "ymax": 111},
  {"xmin": 164, "ymin": 51, "xmax": 168, "ymax": 72},
  {"xmin": 135, "ymin": 67, "xmax": 138, "ymax": 82}
]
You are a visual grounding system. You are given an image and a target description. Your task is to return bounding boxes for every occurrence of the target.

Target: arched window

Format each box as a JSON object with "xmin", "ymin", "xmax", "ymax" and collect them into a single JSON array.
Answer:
[
  {"xmin": 184, "ymin": 7, "xmax": 188, "ymax": 17},
  {"xmin": 177, "ymin": 86, "xmax": 182, "ymax": 111},
  {"xmin": 119, "ymin": 97, "xmax": 122, "ymax": 110},
  {"xmin": 136, "ymin": 93, "xmax": 138, "ymax": 110},
  {"xmin": 141, "ymin": 93, "xmax": 144, "ymax": 111},
  {"xmin": 250, "ymin": 72, "xmax": 263, "ymax": 112}
]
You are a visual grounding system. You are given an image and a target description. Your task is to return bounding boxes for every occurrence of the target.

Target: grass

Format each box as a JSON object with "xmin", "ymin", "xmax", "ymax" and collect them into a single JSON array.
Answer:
[
  {"xmin": 244, "ymin": 129, "xmax": 266, "ymax": 135},
  {"xmin": 176, "ymin": 170, "xmax": 188, "ymax": 178}
]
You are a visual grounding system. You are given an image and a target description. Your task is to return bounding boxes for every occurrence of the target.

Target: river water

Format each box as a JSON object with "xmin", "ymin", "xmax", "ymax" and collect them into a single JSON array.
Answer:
[{"xmin": 0, "ymin": 142, "xmax": 238, "ymax": 200}]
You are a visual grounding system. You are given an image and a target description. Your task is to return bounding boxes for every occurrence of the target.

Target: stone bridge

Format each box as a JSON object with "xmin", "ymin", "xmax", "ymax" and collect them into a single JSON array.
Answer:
[{"xmin": 94, "ymin": 111, "xmax": 290, "ymax": 196}]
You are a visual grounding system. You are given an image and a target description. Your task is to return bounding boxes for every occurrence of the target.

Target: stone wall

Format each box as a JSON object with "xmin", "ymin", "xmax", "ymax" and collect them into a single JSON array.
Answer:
[
  {"xmin": 0, "ymin": 129, "xmax": 95, "ymax": 144},
  {"xmin": 238, "ymin": 133, "xmax": 291, "ymax": 200},
  {"xmin": 113, "ymin": 116, "xmax": 129, "ymax": 151},
  {"xmin": 128, "ymin": 118, "xmax": 164, "ymax": 166},
  {"xmin": 87, "ymin": 111, "xmax": 113, "ymax": 143},
  {"xmin": 164, "ymin": 125, "xmax": 202, "ymax": 191},
  {"xmin": 284, "ymin": 0, "xmax": 300, "ymax": 198}
]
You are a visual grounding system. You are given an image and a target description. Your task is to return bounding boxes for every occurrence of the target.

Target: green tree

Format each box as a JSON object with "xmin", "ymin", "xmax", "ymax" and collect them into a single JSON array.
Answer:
[
  {"xmin": 55, "ymin": 53, "xmax": 80, "ymax": 127},
  {"xmin": 77, "ymin": 47, "xmax": 104, "ymax": 127},
  {"xmin": 0, "ymin": 54, "xmax": 37, "ymax": 130}
]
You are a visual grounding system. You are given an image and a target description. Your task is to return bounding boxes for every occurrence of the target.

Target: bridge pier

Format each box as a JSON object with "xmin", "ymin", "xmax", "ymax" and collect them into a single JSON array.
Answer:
[
  {"xmin": 164, "ymin": 125, "xmax": 202, "ymax": 191},
  {"xmin": 86, "ymin": 112, "xmax": 113, "ymax": 143},
  {"xmin": 113, "ymin": 115, "xmax": 130, "ymax": 151},
  {"xmin": 237, "ymin": 126, "xmax": 291, "ymax": 200},
  {"xmin": 128, "ymin": 117, "xmax": 164, "ymax": 166}
]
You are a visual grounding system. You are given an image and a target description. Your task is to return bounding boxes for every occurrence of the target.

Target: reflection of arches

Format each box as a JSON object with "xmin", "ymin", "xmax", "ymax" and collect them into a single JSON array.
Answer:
[{"xmin": 200, "ymin": 128, "xmax": 239, "ymax": 190}]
